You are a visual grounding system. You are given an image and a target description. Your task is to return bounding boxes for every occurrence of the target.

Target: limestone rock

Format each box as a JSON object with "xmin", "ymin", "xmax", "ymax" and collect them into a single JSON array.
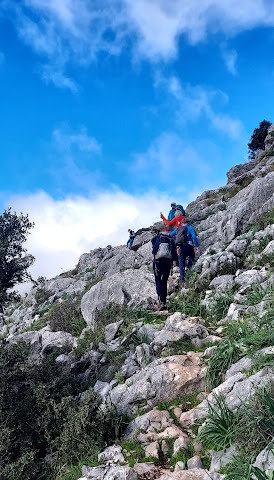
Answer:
[
  {"xmin": 98, "ymin": 445, "xmax": 125, "ymax": 465},
  {"xmin": 109, "ymin": 353, "xmax": 205, "ymax": 417},
  {"xmin": 81, "ymin": 269, "xmax": 157, "ymax": 328},
  {"xmin": 81, "ymin": 465, "xmax": 137, "ymax": 480}
]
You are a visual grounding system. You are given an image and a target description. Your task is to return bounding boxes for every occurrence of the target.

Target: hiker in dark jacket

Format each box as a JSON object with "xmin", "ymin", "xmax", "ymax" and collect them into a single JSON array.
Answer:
[
  {"xmin": 168, "ymin": 202, "xmax": 177, "ymax": 221},
  {"xmin": 151, "ymin": 227, "xmax": 177, "ymax": 310},
  {"xmin": 127, "ymin": 229, "xmax": 135, "ymax": 249},
  {"xmin": 174, "ymin": 219, "xmax": 199, "ymax": 289}
]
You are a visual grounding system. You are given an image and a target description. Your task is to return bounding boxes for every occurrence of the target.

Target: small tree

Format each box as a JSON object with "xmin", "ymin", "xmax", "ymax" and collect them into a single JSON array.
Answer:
[
  {"xmin": 248, "ymin": 119, "xmax": 271, "ymax": 159},
  {"xmin": 0, "ymin": 208, "xmax": 35, "ymax": 309}
]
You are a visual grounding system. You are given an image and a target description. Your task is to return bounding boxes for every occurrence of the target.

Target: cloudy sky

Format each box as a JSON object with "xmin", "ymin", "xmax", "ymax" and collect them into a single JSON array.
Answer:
[{"xmin": 1, "ymin": 0, "xmax": 274, "ymax": 280}]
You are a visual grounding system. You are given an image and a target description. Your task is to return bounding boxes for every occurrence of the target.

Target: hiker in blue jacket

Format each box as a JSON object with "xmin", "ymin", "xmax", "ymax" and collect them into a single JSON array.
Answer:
[
  {"xmin": 127, "ymin": 229, "xmax": 135, "ymax": 249},
  {"xmin": 174, "ymin": 219, "xmax": 199, "ymax": 289},
  {"xmin": 151, "ymin": 227, "xmax": 177, "ymax": 310},
  {"xmin": 168, "ymin": 202, "xmax": 177, "ymax": 221}
]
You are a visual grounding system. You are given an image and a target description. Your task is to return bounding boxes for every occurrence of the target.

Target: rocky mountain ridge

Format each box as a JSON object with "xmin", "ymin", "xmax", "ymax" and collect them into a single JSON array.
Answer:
[{"xmin": 1, "ymin": 127, "xmax": 274, "ymax": 480}]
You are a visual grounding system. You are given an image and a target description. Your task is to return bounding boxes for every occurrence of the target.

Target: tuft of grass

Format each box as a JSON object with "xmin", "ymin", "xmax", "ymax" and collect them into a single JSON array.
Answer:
[
  {"xmin": 168, "ymin": 288, "xmax": 206, "ymax": 318},
  {"xmin": 206, "ymin": 338, "xmax": 246, "ymax": 389},
  {"xmin": 208, "ymin": 290, "xmax": 234, "ymax": 323},
  {"xmin": 197, "ymin": 394, "xmax": 237, "ymax": 451},
  {"xmin": 120, "ymin": 440, "xmax": 145, "ymax": 467},
  {"xmin": 244, "ymin": 283, "xmax": 274, "ymax": 306}
]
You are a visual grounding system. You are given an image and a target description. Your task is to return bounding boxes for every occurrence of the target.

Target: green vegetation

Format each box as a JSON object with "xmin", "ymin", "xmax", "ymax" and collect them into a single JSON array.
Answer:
[
  {"xmin": 0, "ymin": 341, "xmax": 128, "ymax": 480},
  {"xmin": 168, "ymin": 288, "xmax": 206, "ymax": 318},
  {"xmin": 32, "ymin": 296, "xmax": 86, "ymax": 336},
  {"xmin": 208, "ymin": 289, "xmax": 234, "ymax": 322},
  {"xmin": 248, "ymin": 119, "xmax": 271, "ymax": 158},
  {"xmin": 251, "ymin": 207, "xmax": 274, "ymax": 231},
  {"xmin": 197, "ymin": 394, "xmax": 237, "ymax": 451},
  {"xmin": 0, "ymin": 208, "xmax": 35, "ymax": 309},
  {"xmin": 198, "ymin": 387, "xmax": 274, "ymax": 479}
]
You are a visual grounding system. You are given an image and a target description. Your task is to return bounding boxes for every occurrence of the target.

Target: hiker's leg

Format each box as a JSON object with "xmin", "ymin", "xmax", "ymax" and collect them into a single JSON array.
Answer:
[
  {"xmin": 160, "ymin": 260, "xmax": 171, "ymax": 304},
  {"xmin": 178, "ymin": 247, "xmax": 187, "ymax": 284},
  {"xmin": 153, "ymin": 261, "xmax": 162, "ymax": 300},
  {"xmin": 186, "ymin": 245, "xmax": 195, "ymax": 269}
]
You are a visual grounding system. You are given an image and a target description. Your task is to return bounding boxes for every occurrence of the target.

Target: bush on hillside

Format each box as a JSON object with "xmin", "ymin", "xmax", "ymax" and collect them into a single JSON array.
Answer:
[
  {"xmin": 0, "ymin": 341, "xmax": 126, "ymax": 480},
  {"xmin": 248, "ymin": 120, "xmax": 271, "ymax": 159}
]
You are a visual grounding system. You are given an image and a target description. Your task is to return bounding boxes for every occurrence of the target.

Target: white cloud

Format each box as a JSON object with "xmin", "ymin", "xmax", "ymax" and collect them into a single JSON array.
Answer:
[
  {"xmin": 131, "ymin": 131, "xmax": 210, "ymax": 182},
  {"xmin": 2, "ymin": 0, "xmax": 274, "ymax": 86},
  {"xmin": 156, "ymin": 73, "xmax": 244, "ymax": 140},
  {"xmin": 221, "ymin": 44, "xmax": 238, "ymax": 75},
  {"xmin": 6, "ymin": 189, "xmax": 180, "ymax": 279},
  {"xmin": 52, "ymin": 125, "xmax": 101, "ymax": 154},
  {"xmin": 125, "ymin": 0, "xmax": 274, "ymax": 58}
]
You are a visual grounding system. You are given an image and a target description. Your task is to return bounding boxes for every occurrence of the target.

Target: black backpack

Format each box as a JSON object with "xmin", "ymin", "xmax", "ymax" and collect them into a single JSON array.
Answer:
[{"xmin": 175, "ymin": 225, "xmax": 188, "ymax": 246}]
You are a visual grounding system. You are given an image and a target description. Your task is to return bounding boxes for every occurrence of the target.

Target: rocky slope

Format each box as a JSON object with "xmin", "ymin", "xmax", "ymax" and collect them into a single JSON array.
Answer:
[{"xmin": 1, "ymin": 127, "xmax": 274, "ymax": 480}]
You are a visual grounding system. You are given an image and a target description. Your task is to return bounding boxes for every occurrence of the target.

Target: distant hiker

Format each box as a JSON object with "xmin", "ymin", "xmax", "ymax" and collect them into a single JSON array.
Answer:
[
  {"xmin": 174, "ymin": 218, "xmax": 199, "ymax": 288},
  {"xmin": 160, "ymin": 208, "xmax": 186, "ymax": 230},
  {"xmin": 168, "ymin": 202, "xmax": 177, "ymax": 221},
  {"xmin": 174, "ymin": 204, "xmax": 185, "ymax": 216},
  {"xmin": 151, "ymin": 227, "xmax": 177, "ymax": 310},
  {"xmin": 127, "ymin": 229, "xmax": 135, "ymax": 249}
]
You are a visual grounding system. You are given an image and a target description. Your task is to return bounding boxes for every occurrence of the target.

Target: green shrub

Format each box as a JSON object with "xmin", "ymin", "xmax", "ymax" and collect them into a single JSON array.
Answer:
[
  {"xmin": 251, "ymin": 208, "xmax": 274, "ymax": 230},
  {"xmin": 43, "ymin": 298, "xmax": 86, "ymax": 336},
  {"xmin": 0, "ymin": 341, "xmax": 128, "ymax": 480},
  {"xmin": 34, "ymin": 287, "xmax": 53, "ymax": 305}
]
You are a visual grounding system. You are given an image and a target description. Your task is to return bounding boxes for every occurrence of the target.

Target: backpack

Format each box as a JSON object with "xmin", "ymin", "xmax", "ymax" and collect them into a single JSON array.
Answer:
[
  {"xmin": 175, "ymin": 225, "xmax": 188, "ymax": 246},
  {"xmin": 175, "ymin": 204, "xmax": 185, "ymax": 215},
  {"xmin": 154, "ymin": 235, "xmax": 172, "ymax": 260}
]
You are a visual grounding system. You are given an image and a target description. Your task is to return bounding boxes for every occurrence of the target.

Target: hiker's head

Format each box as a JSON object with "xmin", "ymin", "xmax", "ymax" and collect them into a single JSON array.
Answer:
[
  {"xmin": 175, "ymin": 209, "xmax": 182, "ymax": 217},
  {"xmin": 152, "ymin": 227, "xmax": 160, "ymax": 236},
  {"xmin": 171, "ymin": 202, "xmax": 176, "ymax": 208}
]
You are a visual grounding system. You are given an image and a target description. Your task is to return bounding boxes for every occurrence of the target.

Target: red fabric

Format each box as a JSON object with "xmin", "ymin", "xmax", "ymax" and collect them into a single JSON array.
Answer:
[{"xmin": 161, "ymin": 214, "xmax": 186, "ymax": 227}]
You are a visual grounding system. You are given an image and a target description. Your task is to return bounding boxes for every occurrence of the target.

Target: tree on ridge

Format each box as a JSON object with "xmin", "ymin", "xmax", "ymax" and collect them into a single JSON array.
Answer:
[
  {"xmin": 0, "ymin": 208, "xmax": 35, "ymax": 311},
  {"xmin": 248, "ymin": 119, "xmax": 271, "ymax": 159}
]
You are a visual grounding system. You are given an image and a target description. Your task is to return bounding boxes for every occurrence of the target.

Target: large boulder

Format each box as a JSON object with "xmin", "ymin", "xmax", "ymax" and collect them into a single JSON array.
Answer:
[
  {"xmin": 109, "ymin": 353, "xmax": 205, "ymax": 417},
  {"xmin": 81, "ymin": 269, "xmax": 157, "ymax": 328}
]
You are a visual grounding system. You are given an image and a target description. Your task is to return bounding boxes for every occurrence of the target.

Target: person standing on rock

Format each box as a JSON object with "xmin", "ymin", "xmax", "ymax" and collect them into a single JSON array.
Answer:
[
  {"xmin": 160, "ymin": 208, "xmax": 186, "ymax": 231},
  {"xmin": 174, "ymin": 218, "xmax": 199, "ymax": 289},
  {"xmin": 126, "ymin": 229, "xmax": 135, "ymax": 249},
  {"xmin": 168, "ymin": 202, "xmax": 177, "ymax": 222},
  {"xmin": 151, "ymin": 227, "xmax": 177, "ymax": 310}
]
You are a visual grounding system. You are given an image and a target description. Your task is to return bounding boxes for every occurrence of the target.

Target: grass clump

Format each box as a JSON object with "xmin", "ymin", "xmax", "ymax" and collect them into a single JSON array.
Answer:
[
  {"xmin": 197, "ymin": 394, "xmax": 237, "ymax": 451},
  {"xmin": 168, "ymin": 288, "xmax": 206, "ymax": 318},
  {"xmin": 120, "ymin": 440, "xmax": 145, "ymax": 467},
  {"xmin": 206, "ymin": 338, "xmax": 246, "ymax": 389},
  {"xmin": 208, "ymin": 289, "xmax": 234, "ymax": 322}
]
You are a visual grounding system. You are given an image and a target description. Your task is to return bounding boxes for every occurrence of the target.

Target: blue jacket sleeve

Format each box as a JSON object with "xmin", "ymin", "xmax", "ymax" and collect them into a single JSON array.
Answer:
[
  {"xmin": 187, "ymin": 226, "xmax": 199, "ymax": 247},
  {"xmin": 151, "ymin": 236, "xmax": 160, "ymax": 256}
]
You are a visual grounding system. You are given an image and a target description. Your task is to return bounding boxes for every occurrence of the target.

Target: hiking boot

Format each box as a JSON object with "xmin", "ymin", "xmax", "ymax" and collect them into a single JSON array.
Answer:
[{"xmin": 159, "ymin": 302, "xmax": 166, "ymax": 311}]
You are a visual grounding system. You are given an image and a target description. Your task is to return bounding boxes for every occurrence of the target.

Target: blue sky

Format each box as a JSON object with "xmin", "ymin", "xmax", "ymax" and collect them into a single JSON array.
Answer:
[{"xmin": 1, "ymin": 0, "xmax": 274, "ymax": 279}]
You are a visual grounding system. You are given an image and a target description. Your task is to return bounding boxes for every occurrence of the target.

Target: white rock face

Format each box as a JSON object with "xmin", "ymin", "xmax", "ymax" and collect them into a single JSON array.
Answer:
[
  {"xmin": 153, "ymin": 312, "xmax": 208, "ymax": 346},
  {"xmin": 109, "ymin": 353, "xmax": 205, "ymax": 416},
  {"xmin": 8, "ymin": 330, "xmax": 75, "ymax": 357},
  {"xmin": 81, "ymin": 269, "xmax": 157, "ymax": 328}
]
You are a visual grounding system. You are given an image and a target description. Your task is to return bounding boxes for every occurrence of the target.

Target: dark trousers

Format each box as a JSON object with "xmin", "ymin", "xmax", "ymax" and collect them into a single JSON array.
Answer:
[
  {"xmin": 153, "ymin": 258, "xmax": 172, "ymax": 304},
  {"xmin": 178, "ymin": 244, "xmax": 195, "ymax": 283}
]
